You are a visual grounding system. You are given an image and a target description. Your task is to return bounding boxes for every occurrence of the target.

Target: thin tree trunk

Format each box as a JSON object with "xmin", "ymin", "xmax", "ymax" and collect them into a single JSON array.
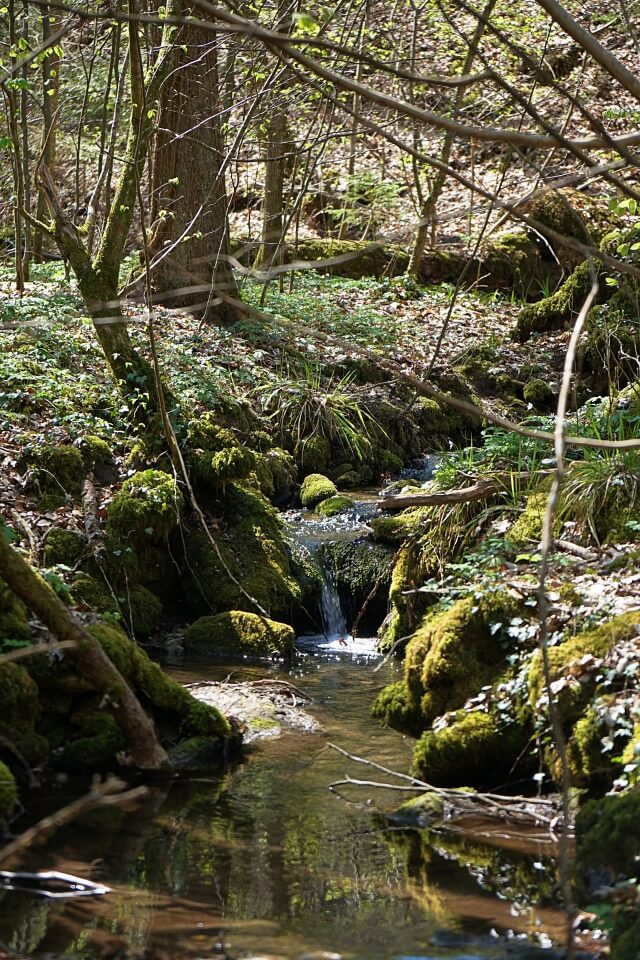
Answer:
[
  {"xmin": 0, "ymin": 524, "xmax": 169, "ymax": 770},
  {"xmin": 34, "ymin": 4, "xmax": 60, "ymax": 261}
]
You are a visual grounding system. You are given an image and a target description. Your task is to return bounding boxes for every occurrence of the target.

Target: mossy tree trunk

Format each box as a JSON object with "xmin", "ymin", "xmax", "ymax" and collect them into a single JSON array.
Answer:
[
  {"xmin": 0, "ymin": 523, "xmax": 169, "ymax": 770},
  {"xmin": 255, "ymin": 108, "xmax": 289, "ymax": 271},
  {"xmin": 37, "ymin": 0, "xmax": 181, "ymax": 411},
  {"xmin": 148, "ymin": 6, "xmax": 240, "ymax": 324}
]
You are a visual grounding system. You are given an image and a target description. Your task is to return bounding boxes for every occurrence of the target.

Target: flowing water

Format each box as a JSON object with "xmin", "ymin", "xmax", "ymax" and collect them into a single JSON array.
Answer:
[{"xmin": 0, "ymin": 499, "xmax": 595, "ymax": 959}]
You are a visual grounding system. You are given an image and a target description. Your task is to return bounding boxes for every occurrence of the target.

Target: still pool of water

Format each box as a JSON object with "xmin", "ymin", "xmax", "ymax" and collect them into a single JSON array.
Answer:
[{"xmin": 0, "ymin": 649, "xmax": 582, "ymax": 960}]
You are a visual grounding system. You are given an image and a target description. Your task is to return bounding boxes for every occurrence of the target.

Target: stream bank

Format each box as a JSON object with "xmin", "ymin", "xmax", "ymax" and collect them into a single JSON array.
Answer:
[{"xmin": 0, "ymin": 646, "xmax": 600, "ymax": 960}]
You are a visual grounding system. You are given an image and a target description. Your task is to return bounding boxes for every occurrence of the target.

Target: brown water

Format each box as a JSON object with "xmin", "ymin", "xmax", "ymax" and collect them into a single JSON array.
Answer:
[{"xmin": 0, "ymin": 650, "xmax": 589, "ymax": 960}]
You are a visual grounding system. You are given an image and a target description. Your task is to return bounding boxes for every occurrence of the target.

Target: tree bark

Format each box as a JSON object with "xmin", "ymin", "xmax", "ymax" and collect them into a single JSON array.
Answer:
[
  {"xmin": 149, "ymin": 9, "xmax": 239, "ymax": 324},
  {"xmin": 0, "ymin": 523, "xmax": 169, "ymax": 770}
]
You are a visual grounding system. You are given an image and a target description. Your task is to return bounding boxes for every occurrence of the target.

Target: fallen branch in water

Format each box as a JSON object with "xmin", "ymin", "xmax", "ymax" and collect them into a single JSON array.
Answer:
[
  {"xmin": 0, "ymin": 777, "xmax": 147, "ymax": 864},
  {"xmin": 377, "ymin": 469, "xmax": 555, "ymax": 511},
  {"xmin": 326, "ymin": 742, "xmax": 569, "ymax": 833}
]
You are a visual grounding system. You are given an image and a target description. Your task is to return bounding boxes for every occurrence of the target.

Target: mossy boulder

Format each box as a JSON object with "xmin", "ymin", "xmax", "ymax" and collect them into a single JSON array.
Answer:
[
  {"xmin": 516, "ymin": 259, "xmax": 599, "ymax": 341},
  {"xmin": 23, "ymin": 443, "xmax": 85, "ymax": 500},
  {"xmin": 412, "ymin": 710, "xmax": 525, "ymax": 787},
  {"xmin": 185, "ymin": 611, "xmax": 295, "ymax": 658},
  {"xmin": 415, "ymin": 396, "xmax": 477, "ymax": 440},
  {"xmin": 507, "ymin": 490, "xmax": 549, "ymax": 548},
  {"xmin": 300, "ymin": 473, "xmax": 337, "ymax": 508},
  {"xmin": 0, "ymin": 577, "xmax": 31, "ymax": 649},
  {"xmin": 107, "ymin": 469, "xmax": 183, "ymax": 546},
  {"xmin": 78, "ymin": 435, "xmax": 118, "ymax": 484},
  {"xmin": 0, "ymin": 662, "xmax": 40, "ymax": 735},
  {"xmin": 43, "ymin": 527, "xmax": 86, "ymax": 567},
  {"xmin": 371, "ymin": 507, "xmax": 428, "ymax": 545},
  {"xmin": 315, "ymin": 495, "xmax": 355, "ymax": 517},
  {"xmin": 125, "ymin": 585, "xmax": 162, "ymax": 637},
  {"xmin": 62, "ymin": 711, "xmax": 124, "ymax": 770},
  {"xmin": 255, "ymin": 447, "xmax": 296, "ymax": 503},
  {"xmin": 371, "ymin": 679, "xmax": 423, "ymax": 737},
  {"xmin": 403, "ymin": 591, "xmax": 520, "ymax": 725},
  {"xmin": 183, "ymin": 483, "xmax": 301, "ymax": 619},
  {"xmin": 71, "ymin": 573, "xmax": 118, "ymax": 614},
  {"xmin": 334, "ymin": 470, "xmax": 360, "ymax": 489},
  {"xmin": 523, "ymin": 378, "xmax": 554, "ymax": 409},
  {"xmin": 187, "ymin": 415, "xmax": 255, "ymax": 491},
  {"xmin": 0, "ymin": 760, "xmax": 18, "ymax": 826}
]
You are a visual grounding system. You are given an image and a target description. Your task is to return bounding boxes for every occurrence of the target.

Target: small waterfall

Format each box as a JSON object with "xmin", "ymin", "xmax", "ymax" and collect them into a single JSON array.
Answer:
[{"xmin": 320, "ymin": 567, "xmax": 348, "ymax": 640}]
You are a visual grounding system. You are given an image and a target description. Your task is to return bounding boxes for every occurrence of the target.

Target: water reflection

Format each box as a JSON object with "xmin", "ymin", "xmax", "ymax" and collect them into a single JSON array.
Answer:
[{"xmin": 0, "ymin": 655, "xmax": 580, "ymax": 959}]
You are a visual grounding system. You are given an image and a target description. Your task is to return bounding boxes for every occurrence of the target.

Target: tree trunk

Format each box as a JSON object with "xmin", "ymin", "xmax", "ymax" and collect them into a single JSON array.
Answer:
[
  {"xmin": 0, "ymin": 523, "xmax": 169, "ymax": 770},
  {"xmin": 149, "ymin": 11, "xmax": 239, "ymax": 324},
  {"xmin": 33, "ymin": 3, "xmax": 60, "ymax": 261},
  {"xmin": 255, "ymin": 109, "xmax": 289, "ymax": 271}
]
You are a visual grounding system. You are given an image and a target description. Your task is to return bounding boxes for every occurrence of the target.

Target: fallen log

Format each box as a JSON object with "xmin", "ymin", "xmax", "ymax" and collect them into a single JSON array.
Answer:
[{"xmin": 377, "ymin": 470, "xmax": 555, "ymax": 511}]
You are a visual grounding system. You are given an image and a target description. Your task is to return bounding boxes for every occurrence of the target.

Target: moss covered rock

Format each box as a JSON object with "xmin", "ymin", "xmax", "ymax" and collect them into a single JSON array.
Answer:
[
  {"xmin": 71, "ymin": 573, "xmax": 118, "ymax": 613},
  {"xmin": 107, "ymin": 469, "xmax": 183, "ymax": 546},
  {"xmin": 255, "ymin": 447, "xmax": 296, "ymax": 502},
  {"xmin": 187, "ymin": 415, "xmax": 255, "ymax": 492},
  {"xmin": 43, "ymin": 527, "xmax": 86, "ymax": 567},
  {"xmin": 0, "ymin": 760, "xmax": 18, "ymax": 825},
  {"xmin": 300, "ymin": 473, "xmax": 337, "ymax": 508},
  {"xmin": 0, "ymin": 577, "xmax": 31, "ymax": 649},
  {"xmin": 322, "ymin": 538, "xmax": 393, "ymax": 632},
  {"xmin": 412, "ymin": 710, "xmax": 524, "ymax": 787},
  {"xmin": 183, "ymin": 483, "xmax": 301, "ymax": 619},
  {"xmin": 516, "ymin": 260, "xmax": 598, "ymax": 341},
  {"xmin": 523, "ymin": 378, "xmax": 554, "ymax": 409},
  {"xmin": 404, "ymin": 591, "xmax": 520, "ymax": 725},
  {"xmin": 78, "ymin": 435, "xmax": 117, "ymax": 484},
  {"xmin": 315, "ymin": 495, "xmax": 355, "ymax": 517},
  {"xmin": 185, "ymin": 610, "xmax": 294, "ymax": 658},
  {"xmin": 23, "ymin": 443, "xmax": 85, "ymax": 500},
  {"xmin": 62, "ymin": 711, "xmax": 124, "ymax": 770},
  {"xmin": 371, "ymin": 679, "xmax": 423, "ymax": 737},
  {"xmin": 125, "ymin": 585, "xmax": 162, "ymax": 637},
  {"xmin": 507, "ymin": 489, "xmax": 549, "ymax": 548}
]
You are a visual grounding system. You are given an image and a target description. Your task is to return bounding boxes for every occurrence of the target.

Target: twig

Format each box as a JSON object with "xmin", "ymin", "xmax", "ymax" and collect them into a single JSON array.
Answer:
[
  {"xmin": 0, "ymin": 777, "xmax": 147, "ymax": 864},
  {"xmin": 0, "ymin": 639, "xmax": 76, "ymax": 665}
]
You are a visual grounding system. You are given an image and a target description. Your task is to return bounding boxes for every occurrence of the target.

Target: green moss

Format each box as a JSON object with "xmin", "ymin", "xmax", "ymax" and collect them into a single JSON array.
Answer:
[
  {"xmin": 247, "ymin": 430, "xmax": 272, "ymax": 452},
  {"xmin": 255, "ymin": 447, "xmax": 296, "ymax": 502},
  {"xmin": 371, "ymin": 507, "xmax": 428, "ymax": 545},
  {"xmin": 294, "ymin": 238, "xmax": 409, "ymax": 279},
  {"xmin": 0, "ymin": 577, "xmax": 31, "ymax": 648},
  {"xmin": 89, "ymin": 622, "xmax": 231, "ymax": 738},
  {"xmin": 43, "ymin": 527, "xmax": 86, "ymax": 567},
  {"xmin": 184, "ymin": 483, "xmax": 301, "ymax": 618},
  {"xmin": 71, "ymin": 573, "xmax": 118, "ymax": 613},
  {"xmin": 507, "ymin": 490, "xmax": 549, "ymax": 548},
  {"xmin": 412, "ymin": 710, "xmax": 524, "ymax": 787},
  {"xmin": 24, "ymin": 444, "xmax": 85, "ymax": 499},
  {"xmin": 403, "ymin": 591, "xmax": 520, "ymax": 725},
  {"xmin": 0, "ymin": 662, "xmax": 40, "ymax": 734},
  {"xmin": 335, "ymin": 470, "xmax": 360, "ymax": 489},
  {"xmin": 528, "ymin": 611, "xmax": 640, "ymax": 710},
  {"xmin": 523, "ymin": 378, "xmax": 554, "ymax": 409},
  {"xmin": 416, "ymin": 396, "xmax": 477, "ymax": 439},
  {"xmin": 187, "ymin": 415, "xmax": 255, "ymax": 491},
  {"xmin": 125, "ymin": 585, "xmax": 162, "ymax": 637},
  {"xmin": 376, "ymin": 448, "xmax": 404, "ymax": 473},
  {"xmin": 107, "ymin": 469, "xmax": 183, "ymax": 545},
  {"xmin": 516, "ymin": 260, "xmax": 597, "ymax": 341},
  {"xmin": 300, "ymin": 473, "xmax": 337, "ymax": 508},
  {"xmin": 185, "ymin": 611, "xmax": 294, "ymax": 658},
  {"xmin": 371, "ymin": 680, "xmax": 423, "ymax": 737},
  {"xmin": 568, "ymin": 706, "xmax": 612, "ymax": 784},
  {"xmin": 300, "ymin": 435, "xmax": 331, "ymax": 472},
  {"xmin": 78, "ymin": 435, "xmax": 115, "ymax": 473},
  {"xmin": 0, "ymin": 760, "xmax": 18, "ymax": 824},
  {"xmin": 315, "ymin": 495, "xmax": 355, "ymax": 517},
  {"xmin": 576, "ymin": 789, "xmax": 640, "ymax": 880},
  {"xmin": 62, "ymin": 711, "xmax": 124, "ymax": 769}
]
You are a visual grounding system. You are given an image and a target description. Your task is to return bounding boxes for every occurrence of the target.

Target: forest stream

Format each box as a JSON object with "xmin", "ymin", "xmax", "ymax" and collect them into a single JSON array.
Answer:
[{"xmin": 0, "ymin": 503, "xmax": 594, "ymax": 960}]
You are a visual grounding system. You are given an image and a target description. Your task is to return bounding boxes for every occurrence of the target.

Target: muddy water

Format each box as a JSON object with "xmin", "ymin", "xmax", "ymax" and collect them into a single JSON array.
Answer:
[{"xmin": 0, "ymin": 646, "xmax": 582, "ymax": 960}]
